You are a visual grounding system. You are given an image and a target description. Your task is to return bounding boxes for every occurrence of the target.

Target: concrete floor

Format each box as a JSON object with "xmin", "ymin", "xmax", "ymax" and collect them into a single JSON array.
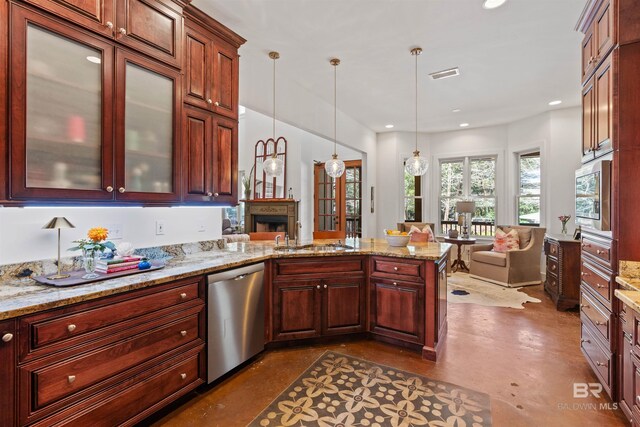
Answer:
[{"xmin": 148, "ymin": 284, "xmax": 627, "ymax": 427}]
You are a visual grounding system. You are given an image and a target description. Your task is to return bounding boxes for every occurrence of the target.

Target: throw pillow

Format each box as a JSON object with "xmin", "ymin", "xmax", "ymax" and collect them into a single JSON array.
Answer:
[
  {"xmin": 493, "ymin": 228, "xmax": 520, "ymax": 253},
  {"xmin": 409, "ymin": 225, "xmax": 435, "ymax": 242}
]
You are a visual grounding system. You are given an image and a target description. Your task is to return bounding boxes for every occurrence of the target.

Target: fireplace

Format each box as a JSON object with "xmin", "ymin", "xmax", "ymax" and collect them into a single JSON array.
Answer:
[{"xmin": 244, "ymin": 199, "xmax": 299, "ymax": 234}]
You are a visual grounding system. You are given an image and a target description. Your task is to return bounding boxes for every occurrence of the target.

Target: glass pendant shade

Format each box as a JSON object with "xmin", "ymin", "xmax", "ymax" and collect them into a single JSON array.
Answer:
[
  {"xmin": 262, "ymin": 154, "xmax": 284, "ymax": 178},
  {"xmin": 325, "ymin": 154, "xmax": 345, "ymax": 178},
  {"xmin": 405, "ymin": 150, "xmax": 429, "ymax": 176}
]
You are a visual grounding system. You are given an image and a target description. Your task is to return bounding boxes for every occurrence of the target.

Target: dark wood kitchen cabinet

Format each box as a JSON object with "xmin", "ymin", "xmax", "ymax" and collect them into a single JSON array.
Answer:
[
  {"xmin": 370, "ymin": 277, "xmax": 425, "ymax": 345},
  {"xmin": 544, "ymin": 235, "xmax": 580, "ymax": 310},
  {"xmin": 9, "ymin": 5, "xmax": 181, "ymax": 203},
  {"xmin": 182, "ymin": 105, "xmax": 237, "ymax": 205},
  {"xmin": 20, "ymin": 0, "xmax": 184, "ymax": 67},
  {"xmin": 270, "ymin": 257, "xmax": 366, "ymax": 342},
  {"xmin": 582, "ymin": 55, "xmax": 613, "ymax": 162},
  {"xmin": 13, "ymin": 276, "xmax": 206, "ymax": 426},
  {"xmin": 0, "ymin": 319, "xmax": 16, "ymax": 427},
  {"xmin": 184, "ymin": 16, "xmax": 240, "ymax": 119}
]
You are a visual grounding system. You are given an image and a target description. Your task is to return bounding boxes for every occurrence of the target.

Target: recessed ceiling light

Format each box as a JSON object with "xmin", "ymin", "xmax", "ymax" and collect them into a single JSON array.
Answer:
[
  {"xmin": 385, "ymin": 124, "xmax": 394, "ymax": 129},
  {"xmin": 86, "ymin": 56, "xmax": 101, "ymax": 64},
  {"xmin": 548, "ymin": 100, "xmax": 562, "ymax": 106},
  {"xmin": 483, "ymin": 0, "xmax": 507, "ymax": 9},
  {"xmin": 452, "ymin": 109, "xmax": 461, "ymax": 113},
  {"xmin": 459, "ymin": 123, "xmax": 470, "ymax": 128}
]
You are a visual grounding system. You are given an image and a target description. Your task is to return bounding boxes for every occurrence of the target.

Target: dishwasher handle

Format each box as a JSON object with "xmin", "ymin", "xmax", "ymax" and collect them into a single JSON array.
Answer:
[
  {"xmin": 207, "ymin": 262, "xmax": 265, "ymax": 283},
  {"xmin": 233, "ymin": 274, "xmax": 247, "ymax": 281}
]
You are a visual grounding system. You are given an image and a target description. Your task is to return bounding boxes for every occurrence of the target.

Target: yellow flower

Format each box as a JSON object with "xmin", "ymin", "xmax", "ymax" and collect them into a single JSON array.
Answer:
[{"xmin": 87, "ymin": 227, "xmax": 108, "ymax": 242}]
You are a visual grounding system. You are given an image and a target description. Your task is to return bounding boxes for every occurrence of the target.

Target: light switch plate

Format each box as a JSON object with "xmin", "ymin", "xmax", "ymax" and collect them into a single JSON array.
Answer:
[
  {"xmin": 107, "ymin": 223, "xmax": 123, "ymax": 240},
  {"xmin": 156, "ymin": 220, "xmax": 166, "ymax": 235}
]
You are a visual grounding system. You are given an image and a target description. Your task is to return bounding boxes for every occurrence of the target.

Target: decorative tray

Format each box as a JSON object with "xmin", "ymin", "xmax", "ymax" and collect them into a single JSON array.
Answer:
[{"xmin": 32, "ymin": 265, "xmax": 165, "ymax": 287}]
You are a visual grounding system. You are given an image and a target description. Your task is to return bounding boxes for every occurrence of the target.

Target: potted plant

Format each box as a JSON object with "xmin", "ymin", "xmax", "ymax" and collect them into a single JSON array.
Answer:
[{"xmin": 242, "ymin": 164, "xmax": 255, "ymax": 200}]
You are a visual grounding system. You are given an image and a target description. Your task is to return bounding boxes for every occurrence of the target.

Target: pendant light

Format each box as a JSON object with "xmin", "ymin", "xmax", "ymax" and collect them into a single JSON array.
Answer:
[
  {"xmin": 262, "ymin": 51, "xmax": 284, "ymax": 178},
  {"xmin": 404, "ymin": 47, "xmax": 429, "ymax": 176},
  {"xmin": 325, "ymin": 58, "xmax": 345, "ymax": 178}
]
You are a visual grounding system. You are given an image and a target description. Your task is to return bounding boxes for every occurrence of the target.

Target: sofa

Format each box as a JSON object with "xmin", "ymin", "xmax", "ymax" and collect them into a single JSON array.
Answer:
[{"xmin": 469, "ymin": 225, "xmax": 546, "ymax": 287}]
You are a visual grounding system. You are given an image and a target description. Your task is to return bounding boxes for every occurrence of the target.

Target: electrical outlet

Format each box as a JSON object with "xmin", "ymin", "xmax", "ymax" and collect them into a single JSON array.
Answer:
[
  {"xmin": 156, "ymin": 220, "xmax": 166, "ymax": 235},
  {"xmin": 197, "ymin": 223, "xmax": 206, "ymax": 233},
  {"xmin": 107, "ymin": 223, "xmax": 123, "ymax": 240}
]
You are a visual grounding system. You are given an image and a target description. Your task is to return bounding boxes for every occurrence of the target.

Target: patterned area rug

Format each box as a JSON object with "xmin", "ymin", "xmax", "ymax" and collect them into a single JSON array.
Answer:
[
  {"xmin": 248, "ymin": 351, "xmax": 492, "ymax": 427},
  {"xmin": 448, "ymin": 273, "xmax": 541, "ymax": 310}
]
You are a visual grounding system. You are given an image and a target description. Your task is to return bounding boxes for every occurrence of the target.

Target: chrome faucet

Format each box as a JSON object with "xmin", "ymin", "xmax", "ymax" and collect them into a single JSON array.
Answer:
[
  {"xmin": 295, "ymin": 221, "xmax": 301, "ymax": 246},
  {"xmin": 275, "ymin": 235, "xmax": 281, "ymax": 247},
  {"xmin": 284, "ymin": 233, "xmax": 289, "ymax": 247}
]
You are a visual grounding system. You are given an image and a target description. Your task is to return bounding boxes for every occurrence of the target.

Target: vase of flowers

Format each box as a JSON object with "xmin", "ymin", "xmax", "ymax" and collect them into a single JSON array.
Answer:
[
  {"xmin": 70, "ymin": 227, "xmax": 115, "ymax": 279},
  {"xmin": 559, "ymin": 215, "xmax": 571, "ymax": 235}
]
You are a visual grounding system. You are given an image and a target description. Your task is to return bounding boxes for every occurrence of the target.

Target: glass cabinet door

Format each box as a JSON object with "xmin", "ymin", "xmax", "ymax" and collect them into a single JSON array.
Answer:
[
  {"xmin": 10, "ymin": 7, "xmax": 114, "ymax": 199},
  {"xmin": 115, "ymin": 50, "xmax": 180, "ymax": 201}
]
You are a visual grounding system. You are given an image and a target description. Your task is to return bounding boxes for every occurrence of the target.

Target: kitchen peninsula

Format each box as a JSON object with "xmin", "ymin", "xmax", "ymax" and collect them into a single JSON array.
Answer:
[{"xmin": 0, "ymin": 239, "xmax": 449, "ymax": 426}]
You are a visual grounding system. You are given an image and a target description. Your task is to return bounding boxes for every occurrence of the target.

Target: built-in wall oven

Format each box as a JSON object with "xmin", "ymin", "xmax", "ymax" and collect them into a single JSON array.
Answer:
[{"xmin": 575, "ymin": 159, "xmax": 611, "ymax": 231}]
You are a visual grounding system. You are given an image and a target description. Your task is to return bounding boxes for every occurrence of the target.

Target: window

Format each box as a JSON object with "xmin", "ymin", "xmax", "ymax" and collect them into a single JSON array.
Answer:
[
  {"xmin": 439, "ymin": 156, "xmax": 496, "ymax": 236},
  {"xmin": 517, "ymin": 151, "xmax": 541, "ymax": 226},
  {"xmin": 403, "ymin": 162, "xmax": 423, "ymax": 222}
]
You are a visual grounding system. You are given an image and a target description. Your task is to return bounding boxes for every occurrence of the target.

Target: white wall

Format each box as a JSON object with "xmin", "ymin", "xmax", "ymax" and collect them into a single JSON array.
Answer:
[
  {"xmin": 0, "ymin": 207, "xmax": 223, "ymax": 264},
  {"xmin": 376, "ymin": 107, "xmax": 581, "ymax": 237}
]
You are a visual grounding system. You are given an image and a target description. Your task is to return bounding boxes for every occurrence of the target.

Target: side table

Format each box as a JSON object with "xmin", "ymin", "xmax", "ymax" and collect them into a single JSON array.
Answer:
[{"xmin": 444, "ymin": 237, "xmax": 477, "ymax": 273}]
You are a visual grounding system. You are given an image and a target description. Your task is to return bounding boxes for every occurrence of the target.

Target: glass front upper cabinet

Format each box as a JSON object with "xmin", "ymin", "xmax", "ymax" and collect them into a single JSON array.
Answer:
[
  {"xmin": 10, "ymin": 7, "xmax": 114, "ymax": 199},
  {"xmin": 115, "ymin": 50, "xmax": 180, "ymax": 202}
]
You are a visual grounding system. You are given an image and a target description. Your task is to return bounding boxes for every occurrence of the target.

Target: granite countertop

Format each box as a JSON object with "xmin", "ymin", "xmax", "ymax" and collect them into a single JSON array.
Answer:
[
  {"xmin": 0, "ymin": 239, "xmax": 450, "ymax": 320},
  {"xmin": 615, "ymin": 289, "xmax": 640, "ymax": 313}
]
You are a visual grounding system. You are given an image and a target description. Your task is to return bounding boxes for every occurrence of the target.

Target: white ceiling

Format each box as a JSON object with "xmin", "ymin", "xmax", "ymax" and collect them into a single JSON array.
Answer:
[{"xmin": 192, "ymin": 0, "xmax": 586, "ymax": 133}]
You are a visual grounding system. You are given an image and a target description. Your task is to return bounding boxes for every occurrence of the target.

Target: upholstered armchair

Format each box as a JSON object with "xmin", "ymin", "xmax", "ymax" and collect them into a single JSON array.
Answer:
[{"xmin": 469, "ymin": 225, "xmax": 546, "ymax": 287}]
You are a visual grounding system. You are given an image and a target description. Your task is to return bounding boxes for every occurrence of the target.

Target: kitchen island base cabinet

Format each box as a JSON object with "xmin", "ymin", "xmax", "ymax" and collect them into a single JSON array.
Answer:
[
  {"xmin": 370, "ymin": 278, "xmax": 424, "ymax": 345},
  {"xmin": 15, "ymin": 276, "xmax": 206, "ymax": 427}
]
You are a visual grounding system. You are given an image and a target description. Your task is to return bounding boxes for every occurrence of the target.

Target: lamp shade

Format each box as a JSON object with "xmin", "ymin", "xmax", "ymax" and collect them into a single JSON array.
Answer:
[
  {"xmin": 42, "ymin": 217, "xmax": 75, "ymax": 230},
  {"xmin": 262, "ymin": 155, "xmax": 284, "ymax": 178},
  {"xmin": 456, "ymin": 201, "xmax": 476, "ymax": 214}
]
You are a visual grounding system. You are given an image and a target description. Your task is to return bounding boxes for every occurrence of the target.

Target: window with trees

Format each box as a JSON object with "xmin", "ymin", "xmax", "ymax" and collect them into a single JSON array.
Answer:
[
  {"xmin": 517, "ymin": 151, "xmax": 541, "ymax": 226},
  {"xmin": 404, "ymin": 162, "xmax": 423, "ymax": 222},
  {"xmin": 439, "ymin": 156, "xmax": 496, "ymax": 236}
]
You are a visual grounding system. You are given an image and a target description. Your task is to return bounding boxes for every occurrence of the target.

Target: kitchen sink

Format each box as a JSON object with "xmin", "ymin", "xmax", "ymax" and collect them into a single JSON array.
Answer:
[{"xmin": 273, "ymin": 243, "xmax": 354, "ymax": 252}]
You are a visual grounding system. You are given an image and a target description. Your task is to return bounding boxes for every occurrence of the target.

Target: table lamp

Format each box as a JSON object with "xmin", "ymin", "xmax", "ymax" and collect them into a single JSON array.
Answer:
[
  {"xmin": 456, "ymin": 201, "xmax": 476, "ymax": 239},
  {"xmin": 43, "ymin": 217, "xmax": 75, "ymax": 280}
]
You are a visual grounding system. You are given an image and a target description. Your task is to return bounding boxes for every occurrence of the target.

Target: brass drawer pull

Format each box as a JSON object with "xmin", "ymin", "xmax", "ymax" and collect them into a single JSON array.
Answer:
[
  {"xmin": 580, "ymin": 304, "xmax": 590, "ymax": 309},
  {"xmin": 180, "ymin": 373, "xmax": 187, "ymax": 380},
  {"xmin": 68, "ymin": 375, "xmax": 76, "ymax": 384},
  {"xmin": 595, "ymin": 321, "xmax": 605, "ymax": 326},
  {"xmin": 316, "ymin": 285, "xmax": 321, "ymax": 289},
  {"xmin": 581, "ymin": 339, "xmax": 591, "ymax": 344},
  {"xmin": 596, "ymin": 249, "xmax": 603, "ymax": 254},
  {"xmin": 596, "ymin": 284, "xmax": 605, "ymax": 289},
  {"xmin": 595, "ymin": 361, "xmax": 607, "ymax": 367},
  {"xmin": 67, "ymin": 324, "xmax": 76, "ymax": 332},
  {"xmin": 2, "ymin": 333, "xmax": 13, "ymax": 342},
  {"xmin": 581, "ymin": 272, "xmax": 589, "ymax": 276},
  {"xmin": 323, "ymin": 284, "xmax": 327, "ymax": 289},
  {"xmin": 393, "ymin": 282, "xmax": 398, "ymax": 286},
  {"xmin": 180, "ymin": 330, "xmax": 187, "ymax": 337},
  {"xmin": 636, "ymin": 395, "xmax": 640, "ymax": 405},
  {"xmin": 551, "ymin": 264, "xmax": 557, "ymax": 271},
  {"xmin": 180, "ymin": 293, "xmax": 187, "ymax": 299},
  {"xmin": 393, "ymin": 267, "xmax": 399, "ymax": 271}
]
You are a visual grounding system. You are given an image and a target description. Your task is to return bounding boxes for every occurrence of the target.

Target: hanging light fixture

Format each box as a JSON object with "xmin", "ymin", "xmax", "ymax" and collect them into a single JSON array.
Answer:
[
  {"xmin": 262, "ymin": 51, "xmax": 284, "ymax": 178},
  {"xmin": 405, "ymin": 47, "xmax": 429, "ymax": 176},
  {"xmin": 325, "ymin": 58, "xmax": 345, "ymax": 178}
]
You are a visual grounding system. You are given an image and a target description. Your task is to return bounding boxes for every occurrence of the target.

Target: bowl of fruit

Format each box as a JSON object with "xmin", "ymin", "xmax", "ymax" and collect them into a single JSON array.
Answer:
[{"xmin": 384, "ymin": 229, "xmax": 411, "ymax": 247}]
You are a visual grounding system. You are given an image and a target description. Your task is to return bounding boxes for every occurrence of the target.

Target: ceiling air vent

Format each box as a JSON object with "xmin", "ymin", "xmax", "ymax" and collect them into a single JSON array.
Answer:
[{"xmin": 429, "ymin": 67, "xmax": 460, "ymax": 80}]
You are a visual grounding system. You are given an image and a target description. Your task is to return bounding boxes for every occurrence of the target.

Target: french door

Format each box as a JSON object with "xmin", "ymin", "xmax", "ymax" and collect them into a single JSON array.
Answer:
[{"xmin": 313, "ymin": 160, "xmax": 362, "ymax": 239}]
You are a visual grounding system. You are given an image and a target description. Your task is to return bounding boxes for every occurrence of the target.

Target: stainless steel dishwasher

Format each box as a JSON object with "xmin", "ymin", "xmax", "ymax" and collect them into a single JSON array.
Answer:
[{"xmin": 207, "ymin": 262, "xmax": 264, "ymax": 383}]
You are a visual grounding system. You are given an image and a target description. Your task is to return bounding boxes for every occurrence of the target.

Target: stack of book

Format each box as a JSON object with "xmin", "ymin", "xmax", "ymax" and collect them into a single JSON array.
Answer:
[{"xmin": 96, "ymin": 256, "xmax": 145, "ymax": 274}]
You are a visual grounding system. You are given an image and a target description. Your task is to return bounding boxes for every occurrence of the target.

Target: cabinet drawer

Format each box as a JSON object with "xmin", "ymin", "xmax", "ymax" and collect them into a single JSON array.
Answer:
[
  {"xmin": 621, "ymin": 302, "xmax": 634, "ymax": 336},
  {"xmin": 27, "ymin": 313, "xmax": 199, "ymax": 409},
  {"xmin": 32, "ymin": 349, "xmax": 203, "ymax": 427},
  {"xmin": 548, "ymin": 242, "xmax": 560, "ymax": 258},
  {"xmin": 582, "ymin": 237, "xmax": 612, "ymax": 266},
  {"xmin": 371, "ymin": 257, "xmax": 425, "ymax": 282},
  {"xmin": 547, "ymin": 257, "xmax": 559, "ymax": 276},
  {"xmin": 581, "ymin": 324, "xmax": 612, "ymax": 391},
  {"xmin": 580, "ymin": 289, "xmax": 612, "ymax": 348},
  {"xmin": 546, "ymin": 273, "xmax": 559, "ymax": 293},
  {"xmin": 27, "ymin": 281, "xmax": 200, "ymax": 350},
  {"xmin": 581, "ymin": 260, "xmax": 613, "ymax": 308},
  {"xmin": 273, "ymin": 257, "xmax": 365, "ymax": 279}
]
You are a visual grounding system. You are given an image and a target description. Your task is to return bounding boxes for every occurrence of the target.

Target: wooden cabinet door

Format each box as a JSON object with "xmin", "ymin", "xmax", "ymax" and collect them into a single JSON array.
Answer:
[
  {"xmin": 594, "ymin": 55, "xmax": 613, "ymax": 157},
  {"xmin": 272, "ymin": 281, "xmax": 321, "ymax": 341},
  {"xmin": 23, "ymin": 0, "xmax": 116, "ymax": 37},
  {"xmin": 114, "ymin": 49, "xmax": 181, "ymax": 202},
  {"xmin": 0, "ymin": 320, "xmax": 16, "ymax": 427},
  {"xmin": 321, "ymin": 277, "xmax": 366, "ymax": 335},
  {"xmin": 211, "ymin": 38, "xmax": 239, "ymax": 119},
  {"xmin": 182, "ymin": 106, "xmax": 214, "ymax": 202},
  {"xmin": 620, "ymin": 329, "xmax": 635, "ymax": 423},
  {"xmin": 595, "ymin": 0, "xmax": 614, "ymax": 61},
  {"xmin": 184, "ymin": 24, "xmax": 213, "ymax": 110},
  {"xmin": 582, "ymin": 78, "xmax": 595, "ymax": 162},
  {"xmin": 10, "ymin": 6, "xmax": 116, "ymax": 201},
  {"xmin": 370, "ymin": 278, "xmax": 425, "ymax": 344},
  {"xmin": 115, "ymin": 0, "xmax": 183, "ymax": 68},
  {"xmin": 211, "ymin": 114, "xmax": 238, "ymax": 205},
  {"xmin": 582, "ymin": 28, "xmax": 596, "ymax": 83}
]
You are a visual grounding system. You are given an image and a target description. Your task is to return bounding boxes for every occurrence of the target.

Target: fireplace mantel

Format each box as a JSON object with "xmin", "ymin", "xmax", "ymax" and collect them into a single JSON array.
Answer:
[{"xmin": 244, "ymin": 199, "xmax": 299, "ymax": 234}]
